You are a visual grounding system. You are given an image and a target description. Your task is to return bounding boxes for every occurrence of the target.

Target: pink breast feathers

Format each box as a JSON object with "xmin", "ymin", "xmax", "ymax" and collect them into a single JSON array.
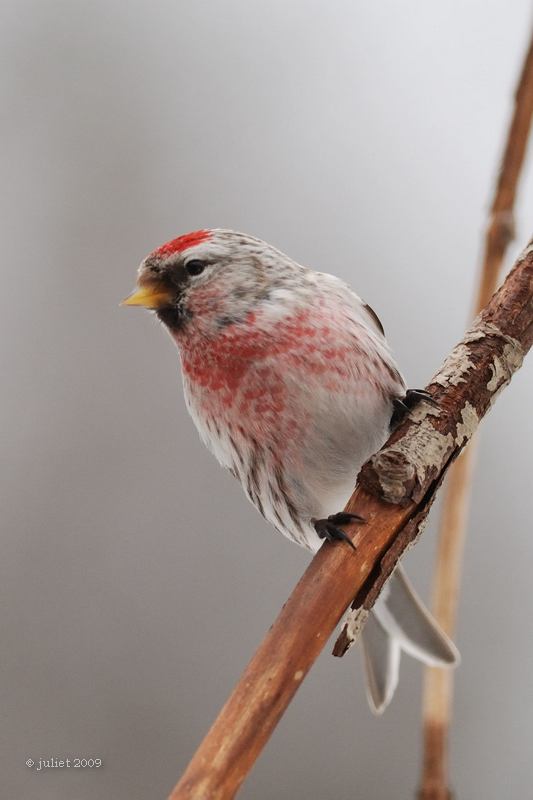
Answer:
[
  {"xmin": 181, "ymin": 307, "xmax": 358, "ymax": 394},
  {"xmin": 179, "ymin": 307, "xmax": 357, "ymax": 443}
]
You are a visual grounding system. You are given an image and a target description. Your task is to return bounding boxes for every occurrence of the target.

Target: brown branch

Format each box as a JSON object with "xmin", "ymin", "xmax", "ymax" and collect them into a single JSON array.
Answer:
[
  {"xmin": 418, "ymin": 30, "xmax": 533, "ymax": 800},
  {"xmin": 168, "ymin": 244, "xmax": 533, "ymax": 800},
  {"xmin": 477, "ymin": 31, "xmax": 533, "ymax": 313}
]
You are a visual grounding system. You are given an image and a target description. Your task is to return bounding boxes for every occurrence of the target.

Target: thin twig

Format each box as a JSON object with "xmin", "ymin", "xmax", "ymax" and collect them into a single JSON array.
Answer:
[
  {"xmin": 168, "ymin": 243, "xmax": 533, "ymax": 800},
  {"xmin": 418, "ymin": 30, "xmax": 533, "ymax": 800}
]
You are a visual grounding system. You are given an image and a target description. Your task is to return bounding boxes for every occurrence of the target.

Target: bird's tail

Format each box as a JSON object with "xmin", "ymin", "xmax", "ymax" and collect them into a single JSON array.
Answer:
[{"xmin": 360, "ymin": 564, "xmax": 459, "ymax": 714}]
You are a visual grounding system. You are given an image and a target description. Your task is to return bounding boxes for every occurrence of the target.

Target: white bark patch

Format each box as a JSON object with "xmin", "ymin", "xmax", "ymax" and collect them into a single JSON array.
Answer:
[
  {"xmin": 432, "ymin": 319, "xmax": 523, "ymax": 392},
  {"xmin": 433, "ymin": 343, "xmax": 475, "ymax": 387},
  {"xmin": 455, "ymin": 401, "xmax": 479, "ymax": 446},
  {"xmin": 373, "ymin": 420, "xmax": 454, "ymax": 504},
  {"xmin": 487, "ymin": 341, "xmax": 524, "ymax": 392},
  {"xmin": 338, "ymin": 607, "xmax": 368, "ymax": 651},
  {"xmin": 409, "ymin": 404, "xmax": 440, "ymax": 423},
  {"xmin": 468, "ymin": 319, "xmax": 522, "ymax": 348}
]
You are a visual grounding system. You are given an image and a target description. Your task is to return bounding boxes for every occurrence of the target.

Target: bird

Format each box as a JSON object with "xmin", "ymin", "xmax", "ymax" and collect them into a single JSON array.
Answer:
[{"xmin": 122, "ymin": 228, "xmax": 459, "ymax": 713}]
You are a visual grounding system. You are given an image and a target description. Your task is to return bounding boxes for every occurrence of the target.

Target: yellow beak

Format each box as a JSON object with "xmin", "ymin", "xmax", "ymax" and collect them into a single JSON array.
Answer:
[{"xmin": 121, "ymin": 283, "xmax": 173, "ymax": 310}]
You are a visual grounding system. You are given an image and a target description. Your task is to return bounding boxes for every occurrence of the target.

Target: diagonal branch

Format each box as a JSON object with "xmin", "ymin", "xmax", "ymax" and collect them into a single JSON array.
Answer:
[
  {"xmin": 418, "ymin": 29, "xmax": 533, "ymax": 800},
  {"xmin": 169, "ymin": 244, "xmax": 533, "ymax": 800},
  {"xmin": 477, "ymin": 30, "xmax": 533, "ymax": 315}
]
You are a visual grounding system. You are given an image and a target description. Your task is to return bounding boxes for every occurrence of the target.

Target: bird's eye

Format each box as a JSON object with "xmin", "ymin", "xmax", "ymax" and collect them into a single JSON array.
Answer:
[{"xmin": 185, "ymin": 259, "xmax": 206, "ymax": 276}]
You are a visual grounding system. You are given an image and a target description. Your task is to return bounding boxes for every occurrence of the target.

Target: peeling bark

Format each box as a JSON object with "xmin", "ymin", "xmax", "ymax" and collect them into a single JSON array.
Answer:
[
  {"xmin": 333, "ymin": 255, "xmax": 531, "ymax": 656},
  {"xmin": 419, "ymin": 28, "xmax": 533, "ymax": 800}
]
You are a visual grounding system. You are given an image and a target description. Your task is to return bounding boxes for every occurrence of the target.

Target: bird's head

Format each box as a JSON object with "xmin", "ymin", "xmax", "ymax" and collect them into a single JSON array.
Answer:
[{"xmin": 122, "ymin": 229, "xmax": 303, "ymax": 337}]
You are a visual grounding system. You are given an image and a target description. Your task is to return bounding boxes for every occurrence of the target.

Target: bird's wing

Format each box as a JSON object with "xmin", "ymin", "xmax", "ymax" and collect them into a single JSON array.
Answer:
[
  {"xmin": 360, "ymin": 300, "xmax": 386, "ymax": 338},
  {"xmin": 313, "ymin": 270, "xmax": 389, "ymax": 342}
]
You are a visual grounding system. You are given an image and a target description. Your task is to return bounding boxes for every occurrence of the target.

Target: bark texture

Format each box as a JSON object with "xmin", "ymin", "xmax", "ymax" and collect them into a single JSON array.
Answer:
[
  {"xmin": 334, "ymin": 256, "xmax": 530, "ymax": 654},
  {"xmin": 418, "ymin": 29, "xmax": 533, "ymax": 800}
]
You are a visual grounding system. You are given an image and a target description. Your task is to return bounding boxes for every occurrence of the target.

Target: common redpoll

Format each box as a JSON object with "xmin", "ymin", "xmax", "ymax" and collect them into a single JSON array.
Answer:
[{"xmin": 123, "ymin": 229, "xmax": 458, "ymax": 712}]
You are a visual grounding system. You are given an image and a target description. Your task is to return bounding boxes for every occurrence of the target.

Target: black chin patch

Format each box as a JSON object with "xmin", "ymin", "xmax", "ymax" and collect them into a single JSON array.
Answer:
[{"xmin": 156, "ymin": 304, "xmax": 192, "ymax": 331}]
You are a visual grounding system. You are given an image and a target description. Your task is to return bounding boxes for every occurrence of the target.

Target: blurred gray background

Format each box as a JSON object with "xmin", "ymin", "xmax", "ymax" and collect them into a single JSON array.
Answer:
[{"xmin": 2, "ymin": 2, "xmax": 533, "ymax": 798}]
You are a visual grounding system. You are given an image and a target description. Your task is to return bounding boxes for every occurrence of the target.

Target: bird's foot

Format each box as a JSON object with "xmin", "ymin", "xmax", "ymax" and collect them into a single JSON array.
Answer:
[
  {"xmin": 405, "ymin": 388, "xmax": 438, "ymax": 406},
  {"xmin": 391, "ymin": 388, "xmax": 438, "ymax": 427},
  {"xmin": 312, "ymin": 512, "xmax": 365, "ymax": 551}
]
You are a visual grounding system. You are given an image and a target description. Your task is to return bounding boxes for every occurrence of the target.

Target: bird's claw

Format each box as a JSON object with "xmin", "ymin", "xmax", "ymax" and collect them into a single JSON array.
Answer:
[
  {"xmin": 405, "ymin": 388, "xmax": 438, "ymax": 407},
  {"xmin": 328, "ymin": 511, "xmax": 366, "ymax": 525},
  {"xmin": 391, "ymin": 388, "xmax": 438, "ymax": 427},
  {"xmin": 313, "ymin": 512, "xmax": 365, "ymax": 551}
]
